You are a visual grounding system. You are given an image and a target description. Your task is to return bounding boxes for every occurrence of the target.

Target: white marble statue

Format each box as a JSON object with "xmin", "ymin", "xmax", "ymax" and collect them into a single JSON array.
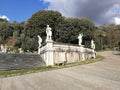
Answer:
[
  {"xmin": 46, "ymin": 25, "xmax": 52, "ymax": 40},
  {"xmin": 37, "ymin": 35, "xmax": 42, "ymax": 48},
  {"xmin": 0, "ymin": 44, "xmax": 7, "ymax": 53},
  {"xmin": 37, "ymin": 35, "xmax": 42, "ymax": 54},
  {"xmin": 1, "ymin": 44, "xmax": 4, "ymax": 52},
  {"xmin": 18, "ymin": 48, "xmax": 24, "ymax": 53},
  {"xmin": 78, "ymin": 33, "xmax": 83, "ymax": 46},
  {"xmin": 91, "ymin": 39, "xmax": 95, "ymax": 50}
]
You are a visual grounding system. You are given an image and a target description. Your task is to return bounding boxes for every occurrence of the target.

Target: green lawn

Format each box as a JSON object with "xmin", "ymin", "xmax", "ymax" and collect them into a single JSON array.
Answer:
[{"xmin": 0, "ymin": 55, "xmax": 104, "ymax": 77}]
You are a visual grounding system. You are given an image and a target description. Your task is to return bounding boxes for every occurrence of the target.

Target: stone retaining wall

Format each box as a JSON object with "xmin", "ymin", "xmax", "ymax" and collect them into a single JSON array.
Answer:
[{"xmin": 0, "ymin": 53, "xmax": 46, "ymax": 71}]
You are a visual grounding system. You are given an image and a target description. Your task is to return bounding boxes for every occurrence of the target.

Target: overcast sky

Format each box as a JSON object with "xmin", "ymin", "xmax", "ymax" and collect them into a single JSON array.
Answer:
[{"xmin": 43, "ymin": 0, "xmax": 120, "ymax": 25}]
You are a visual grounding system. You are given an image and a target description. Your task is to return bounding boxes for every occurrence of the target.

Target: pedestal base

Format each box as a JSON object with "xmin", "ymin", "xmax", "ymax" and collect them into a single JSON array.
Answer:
[
  {"xmin": 46, "ymin": 39, "xmax": 53, "ymax": 43},
  {"xmin": 38, "ymin": 47, "xmax": 40, "ymax": 54},
  {"xmin": 79, "ymin": 45, "xmax": 84, "ymax": 47}
]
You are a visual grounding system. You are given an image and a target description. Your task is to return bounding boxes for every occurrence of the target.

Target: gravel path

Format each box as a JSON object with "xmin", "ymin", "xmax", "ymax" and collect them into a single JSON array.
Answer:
[{"xmin": 0, "ymin": 51, "xmax": 120, "ymax": 90}]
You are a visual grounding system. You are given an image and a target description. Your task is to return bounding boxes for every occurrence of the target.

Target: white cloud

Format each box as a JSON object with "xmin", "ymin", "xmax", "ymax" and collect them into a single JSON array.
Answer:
[
  {"xmin": 42, "ymin": 0, "xmax": 120, "ymax": 25},
  {"xmin": 0, "ymin": 15, "xmax": 10, "ymax": 21},
  {"xmin": 43, "ymin": 0, "xmax": 78, "ymax": 17},
  {"xmin": 114, "ymin": 17, "xmax": 120, "ymax": 25}
]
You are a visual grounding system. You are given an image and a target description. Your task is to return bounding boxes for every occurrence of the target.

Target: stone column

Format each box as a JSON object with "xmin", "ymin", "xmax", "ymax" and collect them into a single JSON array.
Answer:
[
  {"xmin": 79, "ymin": 45, "xmax": 85, "ymax": 61},
  {"xmin": 38, "ymin": 47, "xmax": 41, "ymax": 54},
  {"xmin": 92, "ymin": 49, "xmax": 96, "ymax": 59},
  {"xmin": 46, "ymin": 40, "xmax": 54, "ymax": 66}
]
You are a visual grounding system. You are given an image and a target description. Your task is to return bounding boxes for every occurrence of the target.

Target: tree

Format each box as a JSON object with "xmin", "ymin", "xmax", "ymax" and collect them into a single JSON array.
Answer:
[
  {"xmin": 25, "ymin": 10, "xmax": 64, "ymax": 38},
  {"xmin": 79, "ymin": 18, "xmax": 96, "ymax": 47},
  {"xmin": 118, "ymin": 42, "xmax": 120, "ymax": 50},
  {"xmin": 23, "ymin": 10, "xmax": 64, "ymax": 51},
  {"xmin": 55, "ymin": 18, "xmax": 96, "ymax": 48},
  {"xmin": 98, "ymin": 24, "xmax": 119, "ymax": 49},
  {"xmin": 0, "ymin": 18, "xmax": 8, "ymax": 22},
  {"xmin": 56, "ymin": 18, "xmax": 80, "ymax": 44},
  {"xmin": 0, "ymin": 20, "xmax": 14, "ymax": 44}
]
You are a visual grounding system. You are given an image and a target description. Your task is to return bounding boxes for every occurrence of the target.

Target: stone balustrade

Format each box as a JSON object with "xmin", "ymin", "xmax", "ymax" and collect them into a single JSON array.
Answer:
[{"xmin": 40, "ymin": 41, "xmax": 96, "ymax": 66}]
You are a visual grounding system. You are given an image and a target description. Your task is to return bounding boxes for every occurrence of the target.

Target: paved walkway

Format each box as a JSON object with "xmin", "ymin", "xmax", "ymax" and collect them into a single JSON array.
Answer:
[{"xmin": 0, "ymin": 51, "xmax": 120, "ymax": 90}]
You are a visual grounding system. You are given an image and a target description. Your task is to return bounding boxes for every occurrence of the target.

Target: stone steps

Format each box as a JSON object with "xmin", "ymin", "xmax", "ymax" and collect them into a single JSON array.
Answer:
[{"xmin": 0, "ymin": 53, "xmax": 46, "ymax": 71}]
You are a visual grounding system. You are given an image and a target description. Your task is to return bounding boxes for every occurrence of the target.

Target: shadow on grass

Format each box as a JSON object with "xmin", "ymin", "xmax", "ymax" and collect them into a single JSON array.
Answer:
[{"xmin": 0, "ymin": 55, "xmax": 104, "ymax": 78}]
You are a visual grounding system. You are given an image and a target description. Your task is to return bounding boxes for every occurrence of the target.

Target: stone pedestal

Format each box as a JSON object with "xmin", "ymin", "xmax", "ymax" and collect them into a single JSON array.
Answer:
[
  {"xmin": 92, "ymin": 49, "xmax": 96, "ymax": 58},
  {"xmin": 38, "ymin": 47, "xmax": 40, "ymax": 54},
  {"xmin": 40, "ymin": 40, "xmax": 96, "ymax": 66},
  {"xmin": 46, "ymin": 40, "xmax": 54, "ymax": 66},
  {"xmin": 79, "ymin": 45, "xmax": 85, "ymax": 61}
]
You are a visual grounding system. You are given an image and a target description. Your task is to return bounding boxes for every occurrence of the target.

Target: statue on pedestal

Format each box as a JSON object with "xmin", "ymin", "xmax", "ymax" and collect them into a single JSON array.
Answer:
[
  {"xmin": 46, "ymin": 25, "xmax": 52, "ymax": 41},
  {"xmin": 78, "ymin": 33, "xmax": 83, "ymax": 46},
  {"xmin": 91, "ymin": 39, "xmax": 95, "ymax": 50}
]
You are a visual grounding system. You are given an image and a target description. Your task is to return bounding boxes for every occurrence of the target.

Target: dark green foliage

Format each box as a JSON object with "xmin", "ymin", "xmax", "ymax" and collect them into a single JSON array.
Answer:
[
  {"xmin": 56, "ymin": 18, "xmax": 96, "ymax": 47},
  {"xmin": 56, "ymin": 18, "xmax": 80, "ymax": 43},
  {"xmin": 0, "ymin": 21, "xmax": 13, "ymax": 44},
  {"xmin": 0, "ymin": 10, "xmax": 120, "ymax": 51},
  {"xmin": 118, "ymin": 42, "xmax": 120, "ymax": 50},
  {"xmin": 0, "ymin": 18, "xmax": 8, "ymax": 22},
  {"xmin": 23, "ymin": 10, "xmax": 64, "ymax": 51},
  {"xmin": 25, "ymin": 10, "xmax": 64, "ymax": 38}
]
